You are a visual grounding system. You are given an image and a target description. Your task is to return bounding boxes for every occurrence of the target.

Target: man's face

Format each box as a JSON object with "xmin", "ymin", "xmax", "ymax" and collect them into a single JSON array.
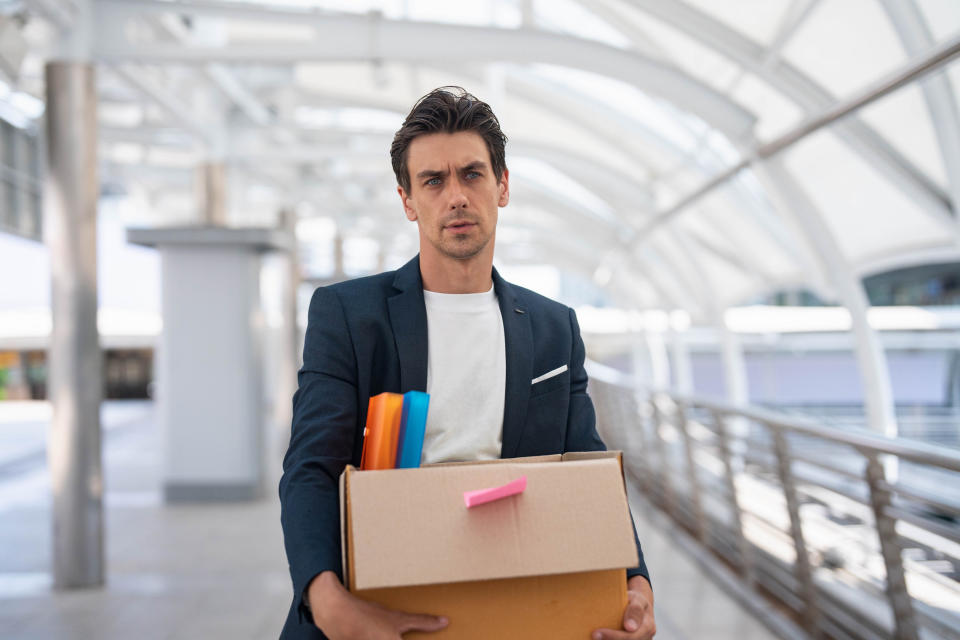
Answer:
[{"xmin": 398, "ymin": 131, "xmax": 509, "ymax": 262}]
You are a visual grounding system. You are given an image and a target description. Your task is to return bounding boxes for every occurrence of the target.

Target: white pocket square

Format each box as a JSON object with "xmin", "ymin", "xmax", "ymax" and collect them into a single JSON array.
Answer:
[{"xmin": 531, "ymin": 364, "xmax": 568, "ymax": 385}]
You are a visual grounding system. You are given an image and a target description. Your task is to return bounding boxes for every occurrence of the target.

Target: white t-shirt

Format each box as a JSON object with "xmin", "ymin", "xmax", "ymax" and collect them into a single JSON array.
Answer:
[{"xmin": 421, "ymin": 285, "xmax": 506, "ymax": 465}]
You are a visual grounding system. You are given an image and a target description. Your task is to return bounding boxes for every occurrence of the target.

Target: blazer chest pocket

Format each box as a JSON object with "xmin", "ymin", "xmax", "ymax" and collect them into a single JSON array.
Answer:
[{"xmin": 530, "ymin": 367, "xmax": 570, "ymax": 398}]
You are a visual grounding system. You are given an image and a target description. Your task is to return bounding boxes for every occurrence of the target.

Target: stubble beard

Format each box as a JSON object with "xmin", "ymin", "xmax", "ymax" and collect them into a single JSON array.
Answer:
[{"xmin": 438, "ymin": 231, "xmax": 490, "ymax": 260}]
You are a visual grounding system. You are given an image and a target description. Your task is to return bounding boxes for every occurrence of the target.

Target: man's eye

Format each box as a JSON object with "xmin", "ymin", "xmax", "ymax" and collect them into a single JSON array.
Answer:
[
  {"xmin": 425, "ymin": 177, "xmax": 441, "ymax": 186},
  {"xmin": 465, "ymin": 171, "xmax": 481, "ymax": 179}
]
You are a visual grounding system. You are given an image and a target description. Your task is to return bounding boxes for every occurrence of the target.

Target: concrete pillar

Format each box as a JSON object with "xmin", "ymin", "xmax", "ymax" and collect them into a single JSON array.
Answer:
[
  {"xmin": 127, "ymin": 227, "xmax": 291, "ymax": 501},
  {"xmin": 280, "ymin": 209, "xmax": 301, "ymax": 371},
  {"xmin": 43, "ymin": 61, "xmax": 103, "ymax": 589},
  {"xmin": 270, "ymin": 209, "xmax": 301, "ymax": 477},
  {"xmin": 333, "ymin": 232, "xmax": 345, "ymax": 280},
  {"xmin": 196, "ymin": 162, "xmax": 227, "ymax": 226}
]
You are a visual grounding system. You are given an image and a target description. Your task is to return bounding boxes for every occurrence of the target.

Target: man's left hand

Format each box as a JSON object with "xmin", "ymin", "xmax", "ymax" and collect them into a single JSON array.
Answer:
[{"xmin": 591, "ymin": 575, "xmax": 655, "ymax": 640}]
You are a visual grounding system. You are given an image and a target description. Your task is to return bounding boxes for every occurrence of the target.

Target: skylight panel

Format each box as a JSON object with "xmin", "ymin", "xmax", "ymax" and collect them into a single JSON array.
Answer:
[
  {"xmin": 781, "ymin": 0, "xmax": 907, "ymax": 99},
  {"xmin": 858, "ymin": 81, "xmax": 949, "ymax": 191},
  {"xmin": 916, "ymin": 0, "xmax": 960, "ymax": 43},
  {"xmin": 783, "ymin": 130, "xmax": 950, "ymax": 263}
]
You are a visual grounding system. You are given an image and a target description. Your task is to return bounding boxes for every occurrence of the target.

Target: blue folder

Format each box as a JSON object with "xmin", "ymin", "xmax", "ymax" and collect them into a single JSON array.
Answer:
[{"xmin": 395, "ymin": 391, "xmax": 430, "ymax": 468}]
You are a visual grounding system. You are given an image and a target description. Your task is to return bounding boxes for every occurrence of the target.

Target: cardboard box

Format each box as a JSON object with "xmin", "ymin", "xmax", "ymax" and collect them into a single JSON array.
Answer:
[{"xmin": 339, "ymin": 451, "xmax": 638, "ymax": 639}]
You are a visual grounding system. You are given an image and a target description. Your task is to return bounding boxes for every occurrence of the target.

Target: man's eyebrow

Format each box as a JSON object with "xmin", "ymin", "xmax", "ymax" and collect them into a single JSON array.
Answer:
[
  {"xmin": 415, "ymin": 168, "xmax": 448, "ymax": 179},
  {"xmin": 415, "ymin": 161, "xmax": 488, "ymax": 180}
]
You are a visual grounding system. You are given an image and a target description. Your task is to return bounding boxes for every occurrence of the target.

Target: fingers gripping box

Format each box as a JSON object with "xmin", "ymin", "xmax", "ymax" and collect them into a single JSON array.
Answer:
[{"xmin": 339, "ymin": 451, "xmax": 638, "ymax": 639}]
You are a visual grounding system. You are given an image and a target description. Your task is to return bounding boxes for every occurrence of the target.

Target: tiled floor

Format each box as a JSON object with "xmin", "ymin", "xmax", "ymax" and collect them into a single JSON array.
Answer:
[
  {"xmin": 629, "ymin": 497, "xmax": 781, "ymax": 640},
  {"xmin": 0, "ymin": 401, "xmax": 780, "ymax": 639}
]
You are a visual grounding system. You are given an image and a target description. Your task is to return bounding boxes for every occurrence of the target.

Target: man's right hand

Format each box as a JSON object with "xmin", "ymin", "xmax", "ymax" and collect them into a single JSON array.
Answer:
[{"xmin": 307, "ymin": 571, "xmax": 449, "ymax": 639}]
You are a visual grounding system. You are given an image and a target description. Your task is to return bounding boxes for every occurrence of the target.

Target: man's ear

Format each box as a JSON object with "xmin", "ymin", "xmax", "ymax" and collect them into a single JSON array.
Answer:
[
  {"xmin": 497, "ymin": 169, "xmax": 510, "ymax": 207},
  {"xmin": 398, "ymin": 185, "xmax": 417, "ymax": 221}
]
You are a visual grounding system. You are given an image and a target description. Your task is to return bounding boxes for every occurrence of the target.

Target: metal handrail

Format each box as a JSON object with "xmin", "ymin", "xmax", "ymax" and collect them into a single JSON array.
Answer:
[
  {"xmin": 666, "ymin": 392, "xmax": 960, "ymax": 472},
  {"xmin": 587, "ymin": 362, "xmax": 960, "ymax": 640}
]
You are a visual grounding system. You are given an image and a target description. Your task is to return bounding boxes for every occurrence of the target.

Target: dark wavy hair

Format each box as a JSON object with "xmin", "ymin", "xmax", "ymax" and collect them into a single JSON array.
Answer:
[{"xmin": 390, "ymin": 86, "xmax": 508, "ymax": 192}]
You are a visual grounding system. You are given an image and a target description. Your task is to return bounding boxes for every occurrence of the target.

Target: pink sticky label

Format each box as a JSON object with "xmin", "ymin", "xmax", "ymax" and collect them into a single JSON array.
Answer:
[{"xmin": 463, "ymin": 476, "xmax": 527, "ymax": 508}]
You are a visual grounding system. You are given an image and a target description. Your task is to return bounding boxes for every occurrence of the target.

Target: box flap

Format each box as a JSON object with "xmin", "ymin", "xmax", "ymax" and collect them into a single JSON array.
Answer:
[
  {"xmin": 426, "ymin": 454, "xmax": 562, "ymax": 468},
  {"xmin": 347, "ymin": 457, "xmax": 638, "ymax": 590},
  {"xmin": 561, "ymin": 450, "xmax": 621, "ymax": 463}
]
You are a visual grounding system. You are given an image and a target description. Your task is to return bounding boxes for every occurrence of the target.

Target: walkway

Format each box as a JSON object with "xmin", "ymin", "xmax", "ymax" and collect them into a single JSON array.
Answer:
[{"xmin": 0, "ymin": 401, "xmax": 780, "ymax": 639}]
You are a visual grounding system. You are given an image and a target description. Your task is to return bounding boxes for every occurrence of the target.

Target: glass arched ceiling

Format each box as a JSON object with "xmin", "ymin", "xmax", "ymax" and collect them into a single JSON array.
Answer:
[{"xmin": 4, "ymin": 0, "xmax": 960, "ymax": 317}]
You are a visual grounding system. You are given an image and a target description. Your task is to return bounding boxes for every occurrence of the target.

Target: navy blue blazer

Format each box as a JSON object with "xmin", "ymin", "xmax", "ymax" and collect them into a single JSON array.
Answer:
[{"xmin": 279, "ymin": 255, "xmax": 648, "ymax": 639}]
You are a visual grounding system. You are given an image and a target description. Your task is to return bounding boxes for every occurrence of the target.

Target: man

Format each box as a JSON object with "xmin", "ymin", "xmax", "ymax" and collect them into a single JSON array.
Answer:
[{"xmin": 280, "ymin": 86, "xmax": 655, "ymax": 640}]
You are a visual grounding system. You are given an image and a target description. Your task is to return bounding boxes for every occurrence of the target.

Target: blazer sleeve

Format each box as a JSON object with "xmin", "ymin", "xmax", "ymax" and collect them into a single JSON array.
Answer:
[
  {"xmin": 565, "ymin": 307, "xmax": 652, "ymax": 587},
  {"xmin": 279, "ymin": 286, "xmax": 359, "ymax": 625}
]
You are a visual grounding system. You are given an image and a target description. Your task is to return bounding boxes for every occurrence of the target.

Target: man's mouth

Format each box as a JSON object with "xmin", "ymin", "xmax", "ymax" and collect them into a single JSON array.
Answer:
[{"xmin": 445, "ymin": 220, "xmax": 477, "ymax": 232}]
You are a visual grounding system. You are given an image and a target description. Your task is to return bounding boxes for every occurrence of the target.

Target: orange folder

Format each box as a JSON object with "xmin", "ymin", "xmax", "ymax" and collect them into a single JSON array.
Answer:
[{"xmin": 360, "ymin": 392, "xmax": 404, "ymax": 470}]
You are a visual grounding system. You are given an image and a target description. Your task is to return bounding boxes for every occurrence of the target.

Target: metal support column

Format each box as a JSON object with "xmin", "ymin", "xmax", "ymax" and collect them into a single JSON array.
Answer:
[
  {"xmin": 864, "ymin": 454, "xmax": 919, "ymax": 640},
  {"xmin": 270, "ymin": 208, "xmax": 301, "ymax": 473},
  {"xmin": 281, "ymin": 208, "xmax": 301, "ymax": 369},
  {"xmin": 650, "ymin": 397, "xmax": 675, "ymax": 519},
  {"xmin": 630, "ymin": 390, "xmax": 652, "ymax": 494},
  {"xmin": 676, "ymin": 401, "xmax": 706, "ymax": 543},
  {"xmin": 44, "ymin": 61, "xmax": 103, "ymax": 589},
  {"xmin": 713, "ymin": 410, "xmax": 754, "ymax": 585},
  {"xmin": 197, "ymin": 162, "xmax": 227, "ymax": 226},
  {"xmin": 771, "ymin": 428, "xmax": 819, "ymax": 635}
]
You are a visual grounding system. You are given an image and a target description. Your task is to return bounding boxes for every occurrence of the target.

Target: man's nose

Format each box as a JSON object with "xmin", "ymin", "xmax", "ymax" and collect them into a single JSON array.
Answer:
[{"xmin": 447, "ymin": 183, "xmax": 468, "ymax": 209}]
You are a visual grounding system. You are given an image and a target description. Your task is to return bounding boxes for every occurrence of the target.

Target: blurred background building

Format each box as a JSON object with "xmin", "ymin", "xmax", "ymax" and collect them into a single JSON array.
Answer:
[{"xmin": 0, "ymin": 1, "xmax": 959, "ymax": 639}]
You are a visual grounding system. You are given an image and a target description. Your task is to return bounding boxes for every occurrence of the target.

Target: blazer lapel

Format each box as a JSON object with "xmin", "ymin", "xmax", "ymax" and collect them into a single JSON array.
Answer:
[
  {"xmin": 388, "ymin": 255, "xmax": 428, "ymax": 393},
  {"xmin": 494, "ymin": 268, "xmax": 533, "ymax": 458}
]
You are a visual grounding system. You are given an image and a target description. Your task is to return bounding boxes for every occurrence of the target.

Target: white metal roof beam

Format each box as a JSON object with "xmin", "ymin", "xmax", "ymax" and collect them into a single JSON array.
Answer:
[
  {"xmin": 631, "ymin": 33, "xmax": 960, "ymax": 244},
  {"xmin": 855, "ymin": 243, "xmax": 960, "ymax": 278},
  {"xmin": 635, "ymin": 246, "xmax": 706, "ymax": 313},
  {"xmin": 539, "ymin": 0, "xmax": 833, "ymax": 300},
  {"xmin": 760, "ymin": 0, "xmax": 821, "ymax": 67},
  {"xmin": 146, "ymin": 8, "xmax": 276, "ymax": 128},
  {"xmin": 204, "ymin": 64, "xmax": 273, "ymax": 126},
  {"xmin": 684, "ymin": 223, "xmax": 776, "ymax": 289},
  {"xmin": 623, "ymin": 0, "xmax": 954, "ymax": 224},
  {"xmin": 245, "ymin": 81, "xmax": 800, "ymax": 289},
  {"xmin": 104, "ymin": 68, "xmax": 760, "ymax": 280},
  {"xmin": 106, "ymin": 65, "xmax": 213, "ymax": 145},
  {"xmin": 879, "ymin": 0, "xmax": 960, "ymax": 226},
  {"xmin": 23, "ymin": 0, "xmax": 79, "ymax": 29},
  {"xmin": 625, "ymin": 253, "xmax": 692, "ymax": 311},
  {"xmin": 91, "ymin": 0, "xmax": 756, "ymax": 139},
  {"xmin": 488, "ymin": 74, "xmax": 811, "ymax": 286},
  {"xmin": 100, "ymin": 113, "xmax": 790, "ymax": 301}
]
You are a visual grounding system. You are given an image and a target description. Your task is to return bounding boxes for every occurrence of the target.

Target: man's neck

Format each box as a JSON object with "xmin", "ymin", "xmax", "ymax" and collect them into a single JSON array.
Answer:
[{"xmin": 419, "ymin": 251, "xmax": 494, "ymax": 294}]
